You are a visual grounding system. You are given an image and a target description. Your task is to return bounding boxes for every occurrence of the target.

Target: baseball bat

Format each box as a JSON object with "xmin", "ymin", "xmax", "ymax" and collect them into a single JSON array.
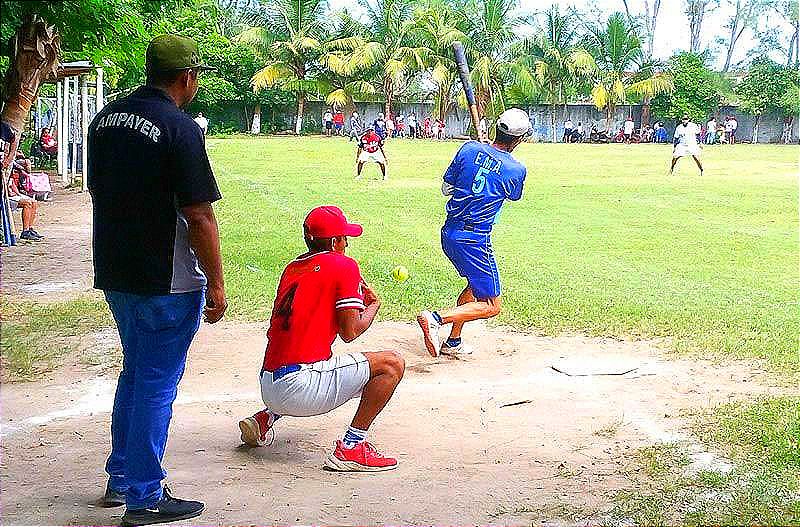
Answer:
[{"xmin": 452, "ymin": 41, "xmax": 485, "ymax": 142}]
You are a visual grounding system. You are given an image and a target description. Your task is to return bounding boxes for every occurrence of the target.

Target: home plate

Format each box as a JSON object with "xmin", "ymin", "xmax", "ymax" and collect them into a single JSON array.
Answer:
[{"xmin": 550, "ymin": 355, "xmax": 643, "ymax": 376}]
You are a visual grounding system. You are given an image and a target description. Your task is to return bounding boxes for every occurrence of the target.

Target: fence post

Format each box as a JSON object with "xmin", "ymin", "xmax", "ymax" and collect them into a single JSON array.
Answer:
[{"xmin": 81, "ymin": 75, "xmax": 89, "ymax": 191}]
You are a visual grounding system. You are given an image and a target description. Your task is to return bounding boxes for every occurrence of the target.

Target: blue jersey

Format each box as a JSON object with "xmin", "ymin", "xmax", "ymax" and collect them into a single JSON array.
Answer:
[{"xmin": 443, "ymin": 141, "xmax": 526, "ymax": 231}]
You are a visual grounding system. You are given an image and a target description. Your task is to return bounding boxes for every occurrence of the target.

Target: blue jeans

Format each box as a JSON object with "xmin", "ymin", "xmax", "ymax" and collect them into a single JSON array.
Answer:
[{"xmin": 104, "ymin": 289, "xmax": 204, "ymax": 509}]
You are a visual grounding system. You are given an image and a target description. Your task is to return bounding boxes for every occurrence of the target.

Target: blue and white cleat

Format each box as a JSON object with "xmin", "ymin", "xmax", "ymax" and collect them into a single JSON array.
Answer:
[{"xmin": 440, "ymin": 340, "xmax": 473, "ymax": 357}]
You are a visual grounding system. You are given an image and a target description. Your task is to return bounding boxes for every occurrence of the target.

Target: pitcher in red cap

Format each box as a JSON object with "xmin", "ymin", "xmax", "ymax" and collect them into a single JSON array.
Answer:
[{"xmin": 237, "ymin": 205, "xmax": 404, "ymax": 472}]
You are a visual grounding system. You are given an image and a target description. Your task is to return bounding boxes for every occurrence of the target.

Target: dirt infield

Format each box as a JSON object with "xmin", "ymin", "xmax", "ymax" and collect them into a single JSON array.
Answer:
[{"xmin": 0, "ymin": 189, "xmax": 781, "ymax": 524}]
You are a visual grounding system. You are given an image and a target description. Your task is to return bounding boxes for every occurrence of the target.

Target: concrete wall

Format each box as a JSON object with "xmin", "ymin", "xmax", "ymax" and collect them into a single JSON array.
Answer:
[{"xmin": 280, "ymin": 101, "xmax": 799, "ymax": 143}]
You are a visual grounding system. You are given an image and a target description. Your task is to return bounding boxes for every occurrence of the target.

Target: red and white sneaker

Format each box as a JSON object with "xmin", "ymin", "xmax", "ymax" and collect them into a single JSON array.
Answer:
[
  {"xmin": 238, "ymin": 409, "xmax": 273, "ymax": 447},
  {"xmin": 417, "ymin": 310, "xmax": 441, "ymax": 357},
  {"xmin": 324, "ymin": 440, "xmax": 398, "ymax": 472}
]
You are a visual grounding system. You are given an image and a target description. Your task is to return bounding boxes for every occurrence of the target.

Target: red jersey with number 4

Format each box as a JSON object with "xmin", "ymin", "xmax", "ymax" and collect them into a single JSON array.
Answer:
[{"xmin": 262, "ymin": 251, "xmax": 366, "ymax": 371}]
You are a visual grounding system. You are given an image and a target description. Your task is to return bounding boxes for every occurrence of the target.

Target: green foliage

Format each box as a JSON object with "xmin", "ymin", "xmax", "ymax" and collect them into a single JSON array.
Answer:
[
  {"xmin": 651, "ymin": 52, "xmax": 720, "ymax": 122},
  {"xmin": 779, "ymin": 82, "xmax": 800, "ymax": 116},
  {"xmin": 514, "ymin": 6, "xmax": 593, "ymax": 140},
  {"xmin": 736, "ymin": 56, "xmax": 800, "ymax": 117},
  {"xmin": 155, "ymin": 2, "xmax": 294, "ymax": 132},
  {"xmin": 460, "ymin": 0, "xmax": 530, "ymax": 117},
  {"xmin": 0, "ymin": 0, "xmax": 186, "ymax": 88},
  {"xmin": 237, "ymin": 0, "xmax": 331, "ymax": 131},
  {"xmin": 583, "ymin": 12, "xmax": 673, "ymax": 124}
]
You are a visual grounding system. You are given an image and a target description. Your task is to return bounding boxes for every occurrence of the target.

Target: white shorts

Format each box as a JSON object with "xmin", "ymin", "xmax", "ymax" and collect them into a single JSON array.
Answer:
[
  {"xmin": 673, "ymin": 144, "xmax": 700, "ymax": 157},
  {"xmin": 358, "ymin": 150, "xmax": 385, "ymax": 164},
  {"xmin": 260, "ymin": 353, "xmax": 370, "ymax": 417}
]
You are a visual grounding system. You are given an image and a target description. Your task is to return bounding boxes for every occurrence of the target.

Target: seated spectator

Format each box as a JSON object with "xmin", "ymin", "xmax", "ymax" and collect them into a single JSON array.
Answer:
[
  {"xmin": 40, "ymin": 127, "xmax": 58, "ymax": 155},
  {"xmin": 29, "ymin": 128, "xmax": 57, "ymax": 164},
  {"xmin": 12, "ymin": 157, "xmax": 52, "ymax": 201},
  {"xmin": 7, "ymin": 174, "xmax": 43, "ymax": 241},
  {"xmin": 716, "ymin": 125, "xmax": 727, "ymax": 144},
  {"xmin": 14, "ymin": 149, "xmax": 32, "ymax": 174}
]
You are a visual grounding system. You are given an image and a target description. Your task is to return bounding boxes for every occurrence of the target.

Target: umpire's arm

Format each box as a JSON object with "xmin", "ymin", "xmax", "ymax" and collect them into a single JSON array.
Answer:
[
  {"xmin": 172, "ymin": 121, "xmax": 227, "ymax": 323},
  {"xmin": 183, "ymin": 203, "xmax": 226, "ymax": 323}
]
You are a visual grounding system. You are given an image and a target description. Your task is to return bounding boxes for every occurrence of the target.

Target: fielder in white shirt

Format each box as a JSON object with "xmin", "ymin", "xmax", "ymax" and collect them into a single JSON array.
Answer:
[
  {"xmin": 194, "ymin": 112, "xmax": 208, "ymax": 135},
  {"xmin": 670, "ymin": 115, "xmax": 704, "ymax": 176}
]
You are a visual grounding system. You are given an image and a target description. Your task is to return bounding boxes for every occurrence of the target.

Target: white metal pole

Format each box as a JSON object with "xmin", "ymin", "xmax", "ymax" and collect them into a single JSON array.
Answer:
[
  {"xmin": 36, "ymin": 97, "xmax": 42, "ymax": 140},
  {"xmin": 56, "ymin": 79, "xmax": 63, "ymax": 179},
  {"xmin": 95, "ymin": 67, "xmax": 104, "ymax": 111},
  {"xmin": 70, "ymin": 77, "xmax": 78, "ymax": 183},
  {"xmin": 62, "ymin": 77, "xmax": 70, "ymax": 184},
  {"xmin": 81, "ymin": 75, "xmax": 89, "ymax": 191}
]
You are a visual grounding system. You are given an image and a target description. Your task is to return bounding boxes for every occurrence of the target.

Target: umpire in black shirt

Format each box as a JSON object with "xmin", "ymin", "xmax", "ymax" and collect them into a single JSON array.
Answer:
[{"xmin": 88, "ymin": 35, "xmax": 226, "ymax": 526}]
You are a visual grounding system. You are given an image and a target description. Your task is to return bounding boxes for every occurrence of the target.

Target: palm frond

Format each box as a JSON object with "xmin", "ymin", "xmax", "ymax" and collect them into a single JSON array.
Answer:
[
  {"xmin": 627, "ymin": 73, "xmax": 674, "ymax": 98},
  {"xmin": 251, "ymin": 62, "xmax": 295, "ymax": 90},
  {"xmin": 591, "ymin": 83, "xmax": 608, "ymax": 110}
]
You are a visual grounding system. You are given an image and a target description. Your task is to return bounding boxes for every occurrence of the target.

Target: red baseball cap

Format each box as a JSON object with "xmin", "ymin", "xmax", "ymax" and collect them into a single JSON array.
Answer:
[{"xmin": 304, "ymin": 206, "xmax": 363, "ymax": 239}]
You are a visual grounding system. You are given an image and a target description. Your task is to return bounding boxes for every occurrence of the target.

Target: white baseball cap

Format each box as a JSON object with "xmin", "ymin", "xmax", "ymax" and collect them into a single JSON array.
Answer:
[{"xmin": 496, "ymin": 108, "xmax": 532, "ymax": 137}]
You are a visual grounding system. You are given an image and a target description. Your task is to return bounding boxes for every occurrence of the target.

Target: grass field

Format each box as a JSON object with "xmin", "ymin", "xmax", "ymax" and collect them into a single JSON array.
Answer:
[
  {"xmin": 2, "ymin": 135, "xmax": 797, "ymax": 523},
  {"xmin": 209, "ymin": 136, "xmax": 799, "ymax": 374}
]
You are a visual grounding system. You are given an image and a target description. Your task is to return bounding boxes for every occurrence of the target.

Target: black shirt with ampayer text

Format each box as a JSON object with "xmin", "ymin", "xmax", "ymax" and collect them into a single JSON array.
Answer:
[{"xmin": 88, "ymin": 86, "xmax": 221, "ymax": 295}]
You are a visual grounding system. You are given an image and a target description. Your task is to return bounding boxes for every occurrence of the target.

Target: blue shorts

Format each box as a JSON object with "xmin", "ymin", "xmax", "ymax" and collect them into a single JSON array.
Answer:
[{"xmin": 441, "ymin": 224, "xmax": 501, "ymax": 300}]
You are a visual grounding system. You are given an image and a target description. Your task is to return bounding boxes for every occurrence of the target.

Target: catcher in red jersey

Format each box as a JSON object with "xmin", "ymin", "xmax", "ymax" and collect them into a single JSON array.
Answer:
[{"xmin": 238, "ymin": 206, "xmax": 404, "ymax": 472}]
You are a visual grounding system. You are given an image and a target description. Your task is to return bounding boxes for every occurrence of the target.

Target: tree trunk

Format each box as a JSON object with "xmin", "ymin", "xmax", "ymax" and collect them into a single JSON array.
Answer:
[
  {"xmin": 1, "ymin": 16, "xmax": 60, "ymax": 166},
  {"xmin": 295, "ymin": 93, "xmax": 305, "ymax": 135},
  {"xmin": 551, "ymin": 103, "xmax": 556, "ymax": 143},
  {"xmin": 794, "ymin": 19, "xmax": 800, "ymax": 67},
  {"xmin": 641, "ymin": 96, "xmax": 651, "ymax": 127},
  {"xmin": 383, "ymin": 75, "xmax": 393, "ymax": 118},
  {"xmin": 687, "ymin": 0, "xmax": 708, "ymax": 53},
  {"xmin": 623, "ymin": 0, "xmax": 661, "ymax": 61},
  {"xmin": 752, "ymin": 113, "xmax": 759, "ymax": 143},
  {"xmin": 606, "ymin": 104, "xmax": 614, "ymax": 133},
  {"xmin": 646, "ymin": 0, "xmax": 662, "ymax": 62},
  {"xmin": 723, "ymin": 0, "xmax": 760, "ymax": 73},
  {"xmin": 251, "ymin": 103, "xmax": 261, "ymax": 134},
  {"xmin": 723, "ymin": 25, "xmax": 738, "ymax": 72}
]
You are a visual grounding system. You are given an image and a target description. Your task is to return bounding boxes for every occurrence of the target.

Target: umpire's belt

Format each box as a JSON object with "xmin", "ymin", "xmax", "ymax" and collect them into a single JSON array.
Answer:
[
  {"xmin": 265, "ymin": 364, "xmax": 302, "ymax": 380},
  {"xmin": 444, "ymin": 220, "xmax": 492, "ymax": 234}
]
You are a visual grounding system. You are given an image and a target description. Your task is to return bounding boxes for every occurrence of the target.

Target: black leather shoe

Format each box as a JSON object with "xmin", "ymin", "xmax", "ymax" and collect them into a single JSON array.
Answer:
[
  {"xmin": 121, "ymin": 486, "xmax": 204, "ymax": 526},
  {"xmin": 100, "ymin": 482, "xmax": 125, "ymax": 508}
]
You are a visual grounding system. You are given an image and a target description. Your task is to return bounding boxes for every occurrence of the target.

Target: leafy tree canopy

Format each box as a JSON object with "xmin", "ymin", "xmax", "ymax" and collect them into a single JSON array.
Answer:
[
  {"xmin": 0, "ymin": 0, "xmax": 187, "ymax": 87},
  {"xmin": 651, "ymin": 52, "xmax": 719, "ymax": 122},
  {"xmin": 735, "ymin": 56, "xmax": 799, "ymax": 117}
]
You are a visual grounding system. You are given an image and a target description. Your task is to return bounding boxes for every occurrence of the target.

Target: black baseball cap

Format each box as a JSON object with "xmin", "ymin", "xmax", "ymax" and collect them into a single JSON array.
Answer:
[{"xmin": 146, "ymin": 35, "xmax": 216, "ymax": 74}]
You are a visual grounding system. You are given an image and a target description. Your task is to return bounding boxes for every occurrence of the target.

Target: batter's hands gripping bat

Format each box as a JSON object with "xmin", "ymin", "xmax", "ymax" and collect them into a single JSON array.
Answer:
[{"xmin": 452, "ymin": 41, "xmax": 486, "ymax": 142}]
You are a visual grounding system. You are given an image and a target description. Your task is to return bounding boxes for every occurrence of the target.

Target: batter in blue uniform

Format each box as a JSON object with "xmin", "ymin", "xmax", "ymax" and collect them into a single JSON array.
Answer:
[{"xmin": 417, "ymin": 108, "xmax": 531, "ymax": 357}]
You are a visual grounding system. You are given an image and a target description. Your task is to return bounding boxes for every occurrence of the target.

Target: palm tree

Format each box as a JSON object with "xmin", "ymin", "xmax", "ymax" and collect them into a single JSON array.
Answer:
[
  {"xmin": 408, "ymin": 1, "xmax": 469, "ymax": 122},
  {"xmin": 238, "ymin": 0, "xmax": 329, "ymax": 134},
  {"xmin": 460, "ymin": 0, "xmax": 530, "ymax": 118},
  {"xmin": 517, "ymin": 6, "xmax": 595, "ymax": 142},
  {"xmin": 326, "ymin": 0, "xmax": 429, "ymax": 117},
  {"xmin": 583, "ymin": 12, "xmax": 673, "ymax": 131},
  {"xmin": 318, "ymin": 9, "xmax": 379, "ymax": 112}
]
